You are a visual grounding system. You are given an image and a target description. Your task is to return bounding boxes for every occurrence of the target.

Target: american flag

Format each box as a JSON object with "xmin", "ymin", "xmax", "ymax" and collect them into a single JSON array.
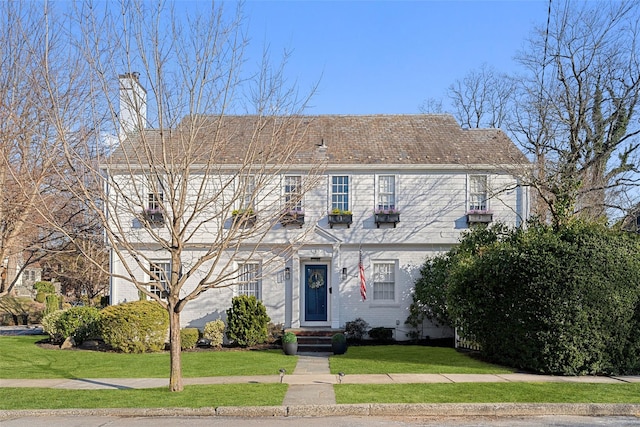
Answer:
[{"xmin": 359, "ymin": 250, "xmax": 367, "ymax": 301}]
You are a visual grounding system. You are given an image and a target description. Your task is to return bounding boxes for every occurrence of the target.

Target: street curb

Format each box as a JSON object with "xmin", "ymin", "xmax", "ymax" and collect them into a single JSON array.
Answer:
[{"xmin": 1, "ymin": 403, "xmax": 640, "ymax": 419}]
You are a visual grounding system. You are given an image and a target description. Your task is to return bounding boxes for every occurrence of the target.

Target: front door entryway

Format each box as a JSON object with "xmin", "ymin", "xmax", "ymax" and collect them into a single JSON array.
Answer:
[{"xmin": 304, "ymin": 264, "xmax": 328, "ymax": 321}]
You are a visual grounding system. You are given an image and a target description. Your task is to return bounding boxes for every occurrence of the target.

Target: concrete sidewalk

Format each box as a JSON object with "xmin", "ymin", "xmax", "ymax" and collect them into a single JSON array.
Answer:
[
  {"xmin": 2, "ymin": 349, "xmax": 640, "ymax": 419},
  {"xmin": 2, "ymin": 351, "xmax": 639, "ymax": 390}
]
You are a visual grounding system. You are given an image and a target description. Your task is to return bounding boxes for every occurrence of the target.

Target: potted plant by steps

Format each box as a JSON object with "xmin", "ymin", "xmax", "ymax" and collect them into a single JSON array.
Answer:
[
  {"xmin": 331, "ymin": 332, "xmax": 348, "ymax": 355},
  {"xmin": 282, "ymin": 331, "xmax": 298, "ymax": 355}
]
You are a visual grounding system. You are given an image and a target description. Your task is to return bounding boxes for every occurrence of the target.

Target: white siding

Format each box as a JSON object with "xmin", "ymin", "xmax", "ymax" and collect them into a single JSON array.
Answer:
[{"xmin": 109, "ymin": 167, "xmax": 529, "ymax": 339}]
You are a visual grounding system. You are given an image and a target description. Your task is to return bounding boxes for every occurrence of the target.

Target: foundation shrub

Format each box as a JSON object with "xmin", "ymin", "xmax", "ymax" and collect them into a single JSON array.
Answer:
[
  {"xmin": 100, "ymin": 300, "xmax": 168, "ymax": 353},
  {"xmin": 180, "ymin": 328, "xmax": 200, "ymax": 350},
  {"xmin": 225, "ymin": 295, "xmax": 270, "ymax": 347},
  {"xmin": 345, "ymin": 317, "xmax": 369, "ymax": 342},
  {"xmin": 202, "ymin": 319, "xmax": 225, "ymax": 347},
  {"xmin": 42, "ymin": 306, "xmax": 101, "ymax": 344}
]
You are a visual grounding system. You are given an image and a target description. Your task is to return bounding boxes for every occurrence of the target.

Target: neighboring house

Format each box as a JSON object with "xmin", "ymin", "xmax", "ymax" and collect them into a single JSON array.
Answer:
[{"xmin": 106, "ymin": 76, "xmax": 530, "ymax": 340}]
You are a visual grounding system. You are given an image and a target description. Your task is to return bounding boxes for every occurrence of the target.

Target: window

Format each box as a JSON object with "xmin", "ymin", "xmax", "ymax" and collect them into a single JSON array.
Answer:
[
  {"xmin": 147, "ymin": 178, "xmax": 164, "ymax": 210},
  {"xmin": 239, "ymin": 175, "xmax": 255, "ymax": 210},
  {"xmin": 373, "ymin": 262, "xmax": 395, "ymax": 301},
  {"xmin": 284, "ymin": 176, "xmax": 302, "ymax": 210},
  {"xmin": 469, "ymin": 175, "xmax": 488, "ymax": 211},
  {"xmin": 331, "ymin": 176, "xmax": 349, "ymax": 211},
  {"xmin": 377, "ymin": 175, "xmax": 396, "ymax": 210},
  {"xmin": 149, "ymin": 261, "xmax": 170, "ymax": 298},
  {"xmin": 237, "ymin": 262, "xmax": 261, "ymax": 300}
]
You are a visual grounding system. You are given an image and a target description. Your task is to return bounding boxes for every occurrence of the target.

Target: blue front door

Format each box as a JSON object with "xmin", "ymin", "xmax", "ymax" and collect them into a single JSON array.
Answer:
[{"xmin": 305, "ymin": 265, "xmax": 328, "ymax": 321}]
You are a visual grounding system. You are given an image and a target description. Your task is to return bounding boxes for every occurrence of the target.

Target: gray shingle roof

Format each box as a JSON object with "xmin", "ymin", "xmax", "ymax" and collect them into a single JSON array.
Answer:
[{"xmin": 108, "ymin": 114, "xmax": 529, "ymax": 166}]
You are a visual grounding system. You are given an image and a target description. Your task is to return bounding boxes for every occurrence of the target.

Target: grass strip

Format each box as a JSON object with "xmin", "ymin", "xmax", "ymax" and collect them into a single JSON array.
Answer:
[
  {"xmin": 0, "ymin": 384, "xmax": 287, "ymax": 409},
  {"xmin": 334, "ymin": 382, "xmax": 640, "ymax": 404},
  {"xmin": 330, "ymin": 346, "xmax": 513, "ymax": 374},
  {"xmin": 0, "ymin": 336, "xmax": 297, "ymax": 379}
]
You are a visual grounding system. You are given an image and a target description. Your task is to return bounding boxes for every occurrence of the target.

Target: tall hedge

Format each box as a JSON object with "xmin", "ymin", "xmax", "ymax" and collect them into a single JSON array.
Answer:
[
  {"xmin": 447, "ymin": 221, "xmax": 640, "ymax": 375},
  {"xmin": 226, "ymin": 295, "xmax": 270, "ymax": 347},
  {"xmin": 100, "ymin": 300, "xmax": 168, "ymax": 353}
]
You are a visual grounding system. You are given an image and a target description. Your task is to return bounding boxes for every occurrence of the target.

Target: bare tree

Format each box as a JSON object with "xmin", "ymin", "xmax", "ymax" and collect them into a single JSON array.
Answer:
[
  {"xmin": 447, "ymin": 64, "xmax": 516, "ymax": 130},
  {"xmin": 0, "ymin": 2, "xmax": 92, "ymax": 296},
  {"xmin": 514, "ymin": 0, "xmax": 640, "ymax": 223},
  {"xmin": 50, "ymin": 1, "xmax": 320, "ymax": 392},
  {"xmin": 429, "ymin": 1, "xmax": 640, "ymax": 224}
]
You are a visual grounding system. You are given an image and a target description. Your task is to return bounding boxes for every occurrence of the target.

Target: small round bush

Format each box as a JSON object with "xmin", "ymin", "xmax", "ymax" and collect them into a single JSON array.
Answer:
[
  {"xmin": 226, "ymin": 295, "xmax": 270, "ymax": 347},
  {"xmin": 180, "ymin": 328, "xmax": 200, "ymax": 350},
  {"xmin": 100, "ymin": 300, "xmax": 168, "ymax": 353},
  {"xmin": 345, "ymin": 317, "xmax": 369, "ymax": 342},
  {"xmin": 282, "ymin": 331, "xmax": 297, "ymax": 343},
  {"xmin": 332, "ymin": 333, "xmax": 346, "ymax": 344},
  {"xmin": 203, "ymin": 319, "xmax": 225, "ymax": 347}
]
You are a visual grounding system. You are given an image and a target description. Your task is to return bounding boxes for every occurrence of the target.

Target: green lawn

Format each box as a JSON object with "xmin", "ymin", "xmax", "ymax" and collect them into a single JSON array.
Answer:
[
  {"xmin": 329, "ymin": 345, "xmax": 513, "ymax": 374},
  {"xmin": 3, "ymin": 336, "xmax": 639, "ymax": 408},
  {"xmin": 335, "ymin": 383, "xmax": 640, "ymax": 404},
  {"xmin": 0, "ymin": 335, "xmax": 297, "ymax": 379},
  {"xmin": 0, "ymin": 384, "xmax": 287, "ymax": 409}
]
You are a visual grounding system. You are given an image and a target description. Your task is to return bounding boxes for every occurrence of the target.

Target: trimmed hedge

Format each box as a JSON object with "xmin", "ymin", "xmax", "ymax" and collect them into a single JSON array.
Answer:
[
  {"xmin": 180, "ymin": 328, "xmax": 200, "ymax": 350},
  {"xmin": 203, "ymin": 319, "xmax": 225, "ymax": 347},
  {"xmin": 225, "ymin": 295, "xmax": 270, "ymax": 347},
  {"xmin": 100, "ymin": 300, "xmax": 168, "ymax": 353},
  {"xmin": 41, "ymin": 306, "xmax": 101, "ymax": 344},
  {"xmin": 447, "ymin": 221, "xmax": 640, "ymax": 375}
]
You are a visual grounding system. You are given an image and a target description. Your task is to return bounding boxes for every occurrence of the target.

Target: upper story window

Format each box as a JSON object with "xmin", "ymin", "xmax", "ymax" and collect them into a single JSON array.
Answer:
[
  {"xmin": 149, "ymin": 261, "xmax": 170, "ymax": 298},
  {"xmin": 331, "ymin": 176, "xmax": 349, "ymax": 211},
  {"xmin": 284, "ymin": 176, "xmax": 302, "ymax": 210},
  {"xmin": 377, "ymin": 175, "xmax": 396, "ymax": 210},
  {"xmin": 372, "ymin": 262, "xmax": 395, "ymax": 301},
  {"xmin": 239, "ymin": 175, "xmax": 255, "ymax": 210},
  {"xmin": 237, "ymin": 262, "xmax": 261, "ymax": 300},
  {"xmin": 469, "ymin": 175, "xmax": 488, "ymax": 211},
  {"xmin": 147, "ymin": 178, "xmax": 164, "ymax": 210}
]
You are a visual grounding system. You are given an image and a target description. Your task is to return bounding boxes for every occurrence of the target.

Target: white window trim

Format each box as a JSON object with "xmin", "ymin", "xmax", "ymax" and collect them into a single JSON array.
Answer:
[
  {"xmin": 148, "ymin": 260, "xmax": 171, "ymax": 299},
  {"xmin": 467, "ymin": 174, "xmax": 490, "ymax": 212},
  {"xmin": 370, "ymin": 259, "xmax": 398, "ymax": 304},
  {"xmin": 237, "ymin": 175, "xmax": 256, "ymax": 211},
  {"xmin": 283, "ymin": 175, "xmax": 303, "ymax": 211},
  {"xmin": 375, "ymin": 174, "xmax": 398, "ymax": 211},
  {"xmin": 329, "ymin": 174, "xmax": 350, "ymax": 212},
  {"xmin": 147, "ymin": 176, "xmax": 164, "ymax": 211},
  {"xmin": 234, "ymin": 261, "xmax": 262, "ymax": 300}
]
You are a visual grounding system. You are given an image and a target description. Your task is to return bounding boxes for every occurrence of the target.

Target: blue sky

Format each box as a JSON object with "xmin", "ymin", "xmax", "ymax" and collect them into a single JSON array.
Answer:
[{"xmin": 243, "ymin": 1, "xmax": 549, "ymax": 114}]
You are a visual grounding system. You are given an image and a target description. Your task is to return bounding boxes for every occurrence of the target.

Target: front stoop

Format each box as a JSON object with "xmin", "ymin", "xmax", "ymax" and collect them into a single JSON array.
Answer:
[{"xmin": 285, "ymin": 328, "xmax": 344, "ymax": 352}]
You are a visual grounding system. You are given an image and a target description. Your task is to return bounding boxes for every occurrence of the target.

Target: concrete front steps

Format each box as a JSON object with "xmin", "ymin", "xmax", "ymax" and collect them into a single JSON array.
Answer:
[{"xmin": 285, "ymin": 328, "xmax": 344, "ymax": 352}]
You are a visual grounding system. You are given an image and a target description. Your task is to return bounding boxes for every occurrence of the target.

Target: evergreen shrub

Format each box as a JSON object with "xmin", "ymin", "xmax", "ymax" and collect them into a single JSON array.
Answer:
[
  {"xmin": 202, "ymin": 319, "xmax": 225, "ymax": 347},
  {"xmin": 180, "ymin": 328, "xmax": 200, "ymax": 350},
  {"xmin": 345, "ymin": 317, "xmax": 369, "ymax": 342},
  {"xmin": 42, "ymin": 306, "xmax": 101, "ymax": 344},
  {"xmin": 100, "ymin": 300, "xmax": 168, "ymax": 353},
  {"xmin": 447, "ymin": 221, "xmax": 640, "ymax": 375},
  {"xmin": 225, "ymin": 295, "xmax": 270, "ymax": 347}
]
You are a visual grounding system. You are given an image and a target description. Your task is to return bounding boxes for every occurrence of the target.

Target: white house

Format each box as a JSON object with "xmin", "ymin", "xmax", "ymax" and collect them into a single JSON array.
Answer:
[{"xmin": 106, "ymin": 76, "xmax": 530, "ymax": 341}]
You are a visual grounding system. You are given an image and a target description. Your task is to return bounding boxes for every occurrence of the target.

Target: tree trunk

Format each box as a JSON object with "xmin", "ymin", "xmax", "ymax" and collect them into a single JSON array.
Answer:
[{"xmin": 168, "ymin": 307, "xmax": 183, "ymax": 392}]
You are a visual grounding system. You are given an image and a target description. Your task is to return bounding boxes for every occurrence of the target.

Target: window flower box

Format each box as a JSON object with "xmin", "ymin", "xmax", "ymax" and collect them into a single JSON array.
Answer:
[
  {"xmin": 232, "ymin": 209, "xmax": 257, "ymax": 227},
  {"xmin": 374, "ymin": 208, "xmax": 400, "ymax": 228},
  {"xmin": 466, "ymin": 210, "xmax": 493, "ymax": 225},
  {"xmin": 142, "ymin": 208, "xmax": 164, "ymax": 225},
  {"xmin": 328, "ymin": 209, "xmax": 353, "ymax": 228},
  {"xmin": 281, "ymin": 209, "xmax": 305, "ymax": 228}
]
